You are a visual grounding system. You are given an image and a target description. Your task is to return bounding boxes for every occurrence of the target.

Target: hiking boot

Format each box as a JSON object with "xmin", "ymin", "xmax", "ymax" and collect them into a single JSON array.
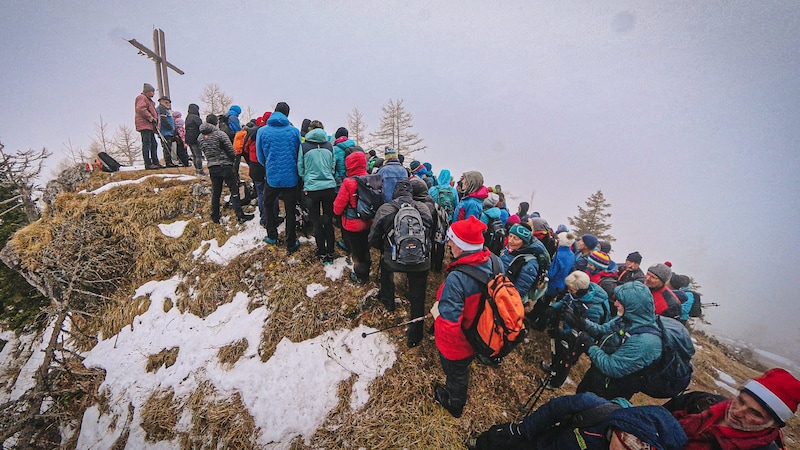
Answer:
[
  {"xmin": 349, "ymin": 271, "xmax": 367, "ymax": 285},
  {"xmin": 540, "ymin": 361, "xmax": 552, "ymax": 373},
  {"xmin": 264, "ymin": 237, "xmax": 278, "ymax": 245},
  {"xmin": 195, "ymin": 169, "xmax": 207, "ymax": 176},
  {"xmin": 287, "ymin": 240, "xmax": 300, "ymax": 254},
  {"xmin": 145, "ymin": 164, "xmax": 158, "ymax": 170},
  {"xmin": 324, "ymin": 253, "xmax": 335, "ymax": 264},
  {"xmin": 433, "ymin": 383, "xmax": 463, "ymax": 418},
  {"xmin": 476, "ymin": 354, "xmax": 501, "ymax": 367},
  {"xmin": 153, "ymin": 163, "xmax": 166, "ymax": 169},
  {"xmin": 237, "ymin": 214, "xmax": 255, "ymax": 223},
  {"xmin": 381, "ymin": 298, "xmax": 396, "ymax": 312}
]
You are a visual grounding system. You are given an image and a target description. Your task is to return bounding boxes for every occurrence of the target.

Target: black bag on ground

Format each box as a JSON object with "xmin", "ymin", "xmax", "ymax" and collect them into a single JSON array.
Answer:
[{"xmin": 96, "ymin": 152, "xmax": 121, "ymax": 172}]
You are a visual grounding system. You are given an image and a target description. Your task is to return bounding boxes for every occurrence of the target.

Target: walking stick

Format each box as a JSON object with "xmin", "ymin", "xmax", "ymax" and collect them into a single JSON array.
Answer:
[{"xmin": 362, "ymin": 313, "xmax": 432, "ymax": 338}]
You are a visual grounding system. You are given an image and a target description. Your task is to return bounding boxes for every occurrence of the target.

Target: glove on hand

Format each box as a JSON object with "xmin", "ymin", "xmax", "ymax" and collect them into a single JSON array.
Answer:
[
  {"xmin": 151, "ymin": 118, "xmax": 158, "ymax": 126},
  {"xmin": 575, "ymin": 331, "xmax": 595, "ymax": 352},
  {"xmin": 473, "ymin": 422, "xmax": 525, "ymax": 449},
  {"xmin": 563, "ymin": 309, "xmax": 586, "ymax": 331},
  {"xmin": 430, "ymin": 301, "xmax": 440, "ymax": 320}
]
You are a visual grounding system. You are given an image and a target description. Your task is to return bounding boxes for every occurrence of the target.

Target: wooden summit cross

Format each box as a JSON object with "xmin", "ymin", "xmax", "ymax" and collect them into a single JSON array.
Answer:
[{"xmin": 127, "ymin": 29, "xmax": 184, "ymax": 99}]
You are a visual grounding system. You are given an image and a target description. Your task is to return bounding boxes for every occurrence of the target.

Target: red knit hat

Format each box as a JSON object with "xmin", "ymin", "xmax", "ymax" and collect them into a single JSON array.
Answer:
[
  {"xmin": 447, "ymin": 216, "xmax": 486, "ymax": 252},
  {"xmin": 742, "ymin": 368, "xmax": 800, "ymax": 426}
]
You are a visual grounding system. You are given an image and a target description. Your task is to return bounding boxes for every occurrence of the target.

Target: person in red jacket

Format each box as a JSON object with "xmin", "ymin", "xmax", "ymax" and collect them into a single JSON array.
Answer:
[
  {"xmin": 134, "ymin": 83, "xmax": 163, "ymax": 169},
  {"xmin": 644, "ymin": 262, "xmax": 682, "ymax": 319},
  {"xmin": 430, "ymin": 216, "xmax": 491, "ymax": 418},
  {"xmin": 333, "ymin": 150, "xmax": 373, "ymax": 284}
]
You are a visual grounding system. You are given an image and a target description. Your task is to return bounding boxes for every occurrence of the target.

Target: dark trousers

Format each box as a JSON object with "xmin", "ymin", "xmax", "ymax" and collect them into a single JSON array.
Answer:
[
  {"xmin": 254, "ymin": 181, "xmax": 265, "ymax": 226},
  {"xmin": 209, "ymin": 165, "xmax": 242, "ymax": 221},
  {"xmin": 305, "ymin": 188, "xmax": 336, "ymax": 256},
  {"xmin": 263, "ymin": 184, "xmax": 297, "ymax": 248},
  {"xmin": 189, "ymin": 143, "xmax": 203, "ymax": 170},
  {"xmin": 439, "ymin": 353, "xmax": 473, "ymax": 409},
  {"xmin": 576, "ymin": 365, "xmax": 645, "ymax": 400},
  {"xmin": 342, "ymin": 228, "xmax": 371, "ymax": 281},
  {"xmin": 175, "ymin": 136, "xmax": 190, "ymax": 166},
  {"xmin": 432, "ymin": 241, "xmax": 446, "ymax": 272},
  {"xmin": 548, "ymin": 330, "xmax": 582, "ymax": 387},
  {"xmin": 140, "ymin": 130, "xmax": 158, "ymax": 166},
  {"xmin": 161, "ymin": 135, "xmax": 176, "ymax": 165},
  {"xmin": 379, "ymin": 262, "xmax": 428, "ymax": 342}
]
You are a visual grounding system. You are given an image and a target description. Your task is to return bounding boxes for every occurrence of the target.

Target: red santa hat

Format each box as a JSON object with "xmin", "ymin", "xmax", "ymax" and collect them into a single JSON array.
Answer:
[
  {"xmin": 742, "ymin": 368, "xmax": 800, "ymax": 426},
  {"xmin": 447, "ymin": 216, "xmax": 486, "ymax": 252}
]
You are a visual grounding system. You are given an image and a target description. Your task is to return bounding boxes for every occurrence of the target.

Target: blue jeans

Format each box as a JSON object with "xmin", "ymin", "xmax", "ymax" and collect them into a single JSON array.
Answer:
[{"xmin": 140, "ymin": 130, "xmax": 158, "ymax": 166}]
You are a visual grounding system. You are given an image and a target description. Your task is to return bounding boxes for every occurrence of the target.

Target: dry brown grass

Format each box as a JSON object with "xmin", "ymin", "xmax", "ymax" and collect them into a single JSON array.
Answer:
[
  {"xmin": 217, "ymin": 338, "xmax": 248, "ymax": 369},
  {"xmin": 146, "ymin": 347, "xmax": 179, "ymax": 373},
  {"xmin": 140, "ymin": 388, "xmax": 180, "ymax": 442},
  {"xmin": 179, "ymin": 380, "xmax": 260, "ymax": 449}
]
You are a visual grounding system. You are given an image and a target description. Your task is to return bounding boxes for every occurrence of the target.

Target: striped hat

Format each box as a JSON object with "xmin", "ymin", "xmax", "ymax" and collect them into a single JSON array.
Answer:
[
  {"xmin": 587, "ymin": 250, "xmax": 610, "ymax": 271},
  {"xmin": 742, "ymin": 368, "xmax": 800, "ymax": 427}
]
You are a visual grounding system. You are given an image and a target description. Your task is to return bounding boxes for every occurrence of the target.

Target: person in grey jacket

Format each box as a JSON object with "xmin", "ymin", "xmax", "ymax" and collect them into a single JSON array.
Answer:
[{"xmin": 198, "ymin": 115, "xmax": 254, "ymax": 224}]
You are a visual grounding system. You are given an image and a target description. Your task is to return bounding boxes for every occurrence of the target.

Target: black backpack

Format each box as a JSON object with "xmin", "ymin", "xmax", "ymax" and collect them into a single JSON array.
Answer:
[
  {"xmin": 217, "ymin": 114, "xmax": 234, "ymax": 141},
  {"xmin": 483, "ymin": 217, "xmax": 507, "ymax": 255},
  {"xmin": 95, "ymin": 152, "xmax": 121, "ymax": 172},
  {"xmin": 344, "ymin": 174, "xmax": 383, "ymax": 220},
  {"xmin": 688, "ymin": 290, "xmax": 703, "ymax": 318},
  {"xmin": 630, "ymin": 316, "xmax": 695, "ymax": 398}
]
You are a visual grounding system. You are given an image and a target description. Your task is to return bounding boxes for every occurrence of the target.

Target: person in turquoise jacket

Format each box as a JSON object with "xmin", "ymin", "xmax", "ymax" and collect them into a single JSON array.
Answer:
[
  {"xmin": 567, "ymin": 281, "xmax": 662, "ymax": 400},
  {"xmin": 332, "ymin": 127, "xmax": 356, "ymax": 188},
  {"xmin": 298, "ymin": 121, "xmax": 337, "ymax": 263},
  {"xmin": 453, "ymin": 171, "xmax": 488, "ymax": 222}
]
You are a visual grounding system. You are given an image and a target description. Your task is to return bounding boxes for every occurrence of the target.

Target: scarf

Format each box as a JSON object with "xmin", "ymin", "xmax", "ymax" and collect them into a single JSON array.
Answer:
[{"xmin": 675, "ymin": 400, "xmax": 779, "ymax": 450}]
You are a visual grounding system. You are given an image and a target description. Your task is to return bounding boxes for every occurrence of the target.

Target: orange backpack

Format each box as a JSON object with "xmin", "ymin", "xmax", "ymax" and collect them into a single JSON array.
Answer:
[
  {"xmin": 456, "ymin": 254, "xmax": 527, "ymax": 360},
  {"xmin": 233, "ymin": 130, "xmax": 247, "ymax": 155}
]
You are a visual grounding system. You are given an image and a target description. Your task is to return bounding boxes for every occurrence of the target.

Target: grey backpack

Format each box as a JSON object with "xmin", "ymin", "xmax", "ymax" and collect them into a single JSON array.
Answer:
[{"xmin": 390, "ymin": 202, "xmax": 427, "ymax": 265}]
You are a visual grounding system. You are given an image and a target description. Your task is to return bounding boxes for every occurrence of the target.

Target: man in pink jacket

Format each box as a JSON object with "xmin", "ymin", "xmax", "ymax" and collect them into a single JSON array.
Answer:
[{"xmin": 134, "ymin": 83, "xmax": 163, "ymax": 169}]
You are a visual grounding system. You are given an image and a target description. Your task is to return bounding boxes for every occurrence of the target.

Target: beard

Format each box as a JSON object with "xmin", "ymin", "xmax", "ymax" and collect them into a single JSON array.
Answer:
[{"xmin": 725, "ymin": 401, "xmax": 774, "ymax": 432}]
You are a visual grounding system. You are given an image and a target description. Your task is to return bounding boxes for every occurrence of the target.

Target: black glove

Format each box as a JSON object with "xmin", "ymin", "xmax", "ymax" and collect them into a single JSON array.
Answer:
[
  {"xmin": 472, "ymin": 422, "xmax": 525, "ymax": 449},
  {"xmin": 575, "ymin": 331, "xmax": 595, "ymax": 352},
  {"xmin": 562, "ymin": 309, "xmax": 586, "ymax": 332},
  {"xmin": 151, "ymin": 118, "xmax": 158, "ymax": 126}
]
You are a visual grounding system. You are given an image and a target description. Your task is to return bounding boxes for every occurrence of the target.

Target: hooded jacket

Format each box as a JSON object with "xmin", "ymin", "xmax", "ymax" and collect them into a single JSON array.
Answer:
[
  {"xmin": 547, "ymin": 245, "xmax": 577, "ymax": 297},
  {"xmin": 297, "ymin": 128, "xmax": 336, "ymax": 192},
  {"xmin": 227, "ymin": 105, "xmax": 242, "ymax": 133},
  {"xmin": 197, "ymin": 123, "xmax": 236, "ymax": 168},
  {"xmin": 410, "ymin": 176, "xmax": 437, "ymax": 232},
  {"xmin": 583, "ymin": 281, "xmax": 662, "ymax": 378},
  {"xmin": 368, "ymin": 178, "xmax": 432, "ymax": 272},
  {"xmin": 428, "ymin": 169, "xmax": 459, "ymax": 207},
  {"xmin": 435, "ymin": 248, "xmax": 493, "ymax": 360},
  {"xmin": 517, "ymin": 392, "xmax": 687, "ymax": 450},
  {"xmin": 333, "ymin": 151, "xmax": 373, "ymax": 232},
  {"xmin": 256, "ymin": 111, "xmax": 301, "ymax": 188},
  {"xmin": 454, "ymin": 184, "xmax": 489, "ymax": 222},
  {"xmin": 333, "ymin": 137, "xmax": 356, "ymax": 186},
  {"xmin": 184, "ymin": 104, "xmax": 202, "ymax": 145}
]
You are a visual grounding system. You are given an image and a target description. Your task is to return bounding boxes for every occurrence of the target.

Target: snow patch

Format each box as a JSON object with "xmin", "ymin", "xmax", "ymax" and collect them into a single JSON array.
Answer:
[
  {"xmin": 306, "ymin": 283, "xmax": 328, "ymax": 298},
  {"xmin": 158, "ymin": 220, "xmax": 189, "ymax": 238}
]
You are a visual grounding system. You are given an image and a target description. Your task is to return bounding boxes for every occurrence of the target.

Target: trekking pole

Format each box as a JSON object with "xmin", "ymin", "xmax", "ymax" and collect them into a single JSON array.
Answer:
[
  {"xmin": 361, "ymin": 313, "xmax": 432, "ymax": 338},
  {"xmin": 520, "ymin": 372, "xmax": 553, "ymax": 415}
]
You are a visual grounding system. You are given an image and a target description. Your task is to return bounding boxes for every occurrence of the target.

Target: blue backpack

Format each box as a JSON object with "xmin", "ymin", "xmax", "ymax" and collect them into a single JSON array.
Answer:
[{"xmin": 630, "ymin": 316, "xmax": 695, "ymax": 398}]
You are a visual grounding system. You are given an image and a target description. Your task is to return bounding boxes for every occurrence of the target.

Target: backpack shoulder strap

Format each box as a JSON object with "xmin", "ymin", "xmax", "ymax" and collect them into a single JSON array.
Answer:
[
  {"xmin": 568, "ymin": 403, "xmax": 623, "ymax": 428},
  {"xmin": 453, "ymin": 254, "xmax": 500, "ymax": 285}
]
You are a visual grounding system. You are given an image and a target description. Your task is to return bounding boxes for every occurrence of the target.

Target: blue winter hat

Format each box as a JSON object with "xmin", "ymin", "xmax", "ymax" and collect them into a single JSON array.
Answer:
[
  {"xmin": 581, "ymin": 234, "xmax": 599, "ymax": 250},
  {"xmin": 509, "ymin": 224, "xmax": 533, "ymax": 245}
]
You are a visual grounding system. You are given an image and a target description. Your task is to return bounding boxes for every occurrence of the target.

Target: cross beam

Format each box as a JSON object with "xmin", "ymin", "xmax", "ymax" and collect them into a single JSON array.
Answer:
[{"xmin": 127, "ymin": 28, "xmax": 184, "ymax": 99}]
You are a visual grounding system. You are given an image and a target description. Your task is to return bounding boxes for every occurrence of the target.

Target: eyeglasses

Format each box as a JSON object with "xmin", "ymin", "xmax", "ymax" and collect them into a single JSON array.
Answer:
[{"xmin": 612, "ymin": 429, "xmax": 653, "ymax": 450}]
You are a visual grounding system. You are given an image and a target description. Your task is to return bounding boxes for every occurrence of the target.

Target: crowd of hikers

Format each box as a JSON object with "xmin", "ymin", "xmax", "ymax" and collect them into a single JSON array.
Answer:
[{"xmin": 134, "ymin": 90, "xmax": 799, "ymax": 449}]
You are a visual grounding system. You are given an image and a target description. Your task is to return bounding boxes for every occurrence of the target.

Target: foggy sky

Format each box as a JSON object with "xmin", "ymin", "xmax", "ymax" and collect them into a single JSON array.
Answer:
[{"xmin": 1, "ymin": 1, "xmax": 799, "ymax": 362}]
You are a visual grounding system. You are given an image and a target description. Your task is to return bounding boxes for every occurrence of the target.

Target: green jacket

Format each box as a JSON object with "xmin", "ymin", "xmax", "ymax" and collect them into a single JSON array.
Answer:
[{"xmin": 297, "ymin": 128, "xmax": 336, "ymax": 192}]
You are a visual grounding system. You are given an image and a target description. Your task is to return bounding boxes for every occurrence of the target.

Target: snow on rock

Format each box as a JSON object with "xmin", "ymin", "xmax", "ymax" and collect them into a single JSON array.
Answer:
[
  {"xmin": 76, "ymin": 278, "xmax": 396, "ymax": 449},
  {"xmin": 79, "ymin": 174, "xmax": 196, "ymax": 195},
  {"xmin": 158, "ymin": 220, "xmax": 189, "ymax": 238},
  {"xmin": 191, "ymin": 217, "xmax": 267, "ymax": 265}
]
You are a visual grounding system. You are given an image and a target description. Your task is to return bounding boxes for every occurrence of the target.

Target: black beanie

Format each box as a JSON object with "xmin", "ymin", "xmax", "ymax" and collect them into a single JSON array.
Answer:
[
  {"xmin": 275, "ymin": 102, "xmax": 290, "ymax": 116},
  {"xmin": 335, "ymin": 127, "xmax": 349, "ymax": 138},
  {"xmin": 626, "ymin": 251, "xmax": 642, "ymax": 264},
  {"xmin": 206, "ymin": 114, "xmax": 218, "ymax": 125}
]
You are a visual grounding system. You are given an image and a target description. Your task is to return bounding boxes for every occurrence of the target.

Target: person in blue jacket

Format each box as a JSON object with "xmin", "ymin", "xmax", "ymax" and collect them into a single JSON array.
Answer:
[
  {"xmin": 469, "ymin": 392, "xmax": 686, "ymax": 450},
  {"xmin": 545, "ymin": 232, "xmax": 577, "ymax": 302},
  {"xmin": 566, "ymin": 281, "xmax": 662, "ymax": 400},
  {"xmin": 376, "ymin": 147, "xmax": 408, "ymax": 202},
  {"xmin": 453, "ymin": 171, "xmax": 488, "ymax": 222},
  {"xmin": 256, "ymin": 102, "xmax": 302, "ymax": 253},
  {"xmin": 332, "ymin": 127, "xmax": 355, "ymax": 188},
  {"xmin": 499, "ymin": 223, "xmax": 548, "ymax": 305},
  {"xmin": 226, "ymin": 105, "xmax": 242, "ymax": 133}
]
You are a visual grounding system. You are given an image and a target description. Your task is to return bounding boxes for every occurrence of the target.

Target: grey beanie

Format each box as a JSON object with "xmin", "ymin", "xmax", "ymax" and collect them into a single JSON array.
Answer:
[
  {"xmin": 648, "ymin": 263, "xmax": 672, "ymax": 284},
  {"xmin": 143, "ymin": 83, "xmax": 155, "ymax": 93}
]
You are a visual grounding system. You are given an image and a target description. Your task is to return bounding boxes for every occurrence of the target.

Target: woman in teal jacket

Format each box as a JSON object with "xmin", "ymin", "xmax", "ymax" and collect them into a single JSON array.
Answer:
[
  {"xmin": 570, "ymin": 281, "xmax": 662, "ymax": 400},
  {"xmin": 297, "ymin": 122, "xmax": 337, "ymax": 263}
]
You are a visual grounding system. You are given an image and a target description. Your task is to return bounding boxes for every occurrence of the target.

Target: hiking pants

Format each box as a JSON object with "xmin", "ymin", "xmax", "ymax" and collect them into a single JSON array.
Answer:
[
  {"xmin": 576, "ymin": 365, "xmax": 645, "ymax": 400},
  {"xmin": 140, "ymin": 130, "xmax": 158, "ymax": 166},
  {"xmin": 161, "ymin": 135, "xmax": 177, "ymax": 166},
  {"xmin": 263, "ymin": 184, "xmax": 297, "ymax": 248},
  {"xmin": 379, "ymin": 263, "xmax": 428, "ymax": 343},
  {"xmin": 342, "ymin": 228, "xmax": 370, "ymax": 282},
  {"xmin": 432, "ymin": 241, "xmax": 446, "ymax": 272},
  {"xmin": 439, "ymin": 353, "xmax": 474, "ymax": 409},
  {"xmin": 189, "ymin": 143, "xmax": 203, "ymax": 170},
  {"xmin": 209, "ymin": 165, "xmax": 242, "ymax": 222},
  {"xmin": 549, "ymin": 330, "xmax": 581, "ymax": 387},
  {"xmin": 305, "ymin": 188, "xmax": 336, "ymax": 256},
  {"xmin": 254, "ymin": 180, "xmax": 265, "ymax": 226}
]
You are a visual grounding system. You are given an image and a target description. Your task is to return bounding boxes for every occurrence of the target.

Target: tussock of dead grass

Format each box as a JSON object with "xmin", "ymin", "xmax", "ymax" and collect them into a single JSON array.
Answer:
[
  {"xmin": 146, "ymin": 347, "xmax": 179, "ymax": 373},
  {"xmin": 140, "ymin": 388, "xmax": 180, "ymax": 442},
  {"xmin": 217, "ymin": 339, "xmax": 248, "ymax": 369},
  {"xmin": 179, "ymin": 380, "xmax": 260, "ymax": 449}
]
